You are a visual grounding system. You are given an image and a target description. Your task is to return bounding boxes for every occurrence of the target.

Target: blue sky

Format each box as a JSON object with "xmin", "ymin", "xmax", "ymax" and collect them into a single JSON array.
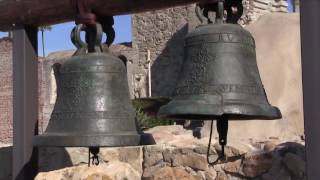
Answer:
[
  {"xmin": 0, "ymin": 15, "xmax": 132, "ymax": 57},
  {"xmin": 288, "ymin": 0, "xmax": 294, "ymax": 12}
]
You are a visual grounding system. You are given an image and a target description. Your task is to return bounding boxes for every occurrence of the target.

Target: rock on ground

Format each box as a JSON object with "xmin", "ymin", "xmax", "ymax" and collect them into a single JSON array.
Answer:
[
  {"xmin": 35, "ymin": 161, "xmax": 140, "ymax": 180},
  {"xmin": 143, "ymin": 166, "xmax": 200, "ymax": 180}
]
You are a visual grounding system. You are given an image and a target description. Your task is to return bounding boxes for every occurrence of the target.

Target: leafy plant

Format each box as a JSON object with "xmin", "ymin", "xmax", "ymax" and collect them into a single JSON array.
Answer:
[{"xmin": 136, "ymin": 108, "xmax": 173, "ymax": 130}]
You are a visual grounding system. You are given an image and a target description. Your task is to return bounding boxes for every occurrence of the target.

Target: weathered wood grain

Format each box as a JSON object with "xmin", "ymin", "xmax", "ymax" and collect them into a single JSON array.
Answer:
[{"xmin": 0, "ymin": 0, "xmax": 215, "ymax": 31}]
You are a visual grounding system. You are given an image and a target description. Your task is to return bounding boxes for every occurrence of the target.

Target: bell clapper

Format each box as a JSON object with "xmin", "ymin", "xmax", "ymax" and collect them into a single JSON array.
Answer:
[
  {"xmin": 207, "ymin": 116, "xmax": 229, "ymax": 165},
  {"xmin": 217, "ymin": 115, "xmax": 228, "ymax": 160},
  {"xmin": 88, "ymin": 147, "xmax": 100, "ymax": 167}
]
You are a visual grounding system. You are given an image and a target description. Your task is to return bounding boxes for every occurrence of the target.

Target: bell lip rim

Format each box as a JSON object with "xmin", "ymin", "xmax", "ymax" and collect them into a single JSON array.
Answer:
[
  {"xmin": 157, "ymin": 102, "xmax": 282, "ymax": 121},
  {"xmin": 157, "ymin": 113, "xmax": 282, "ymax": 121},
  {"xmin": 33, "ymin": 133, "xmax": 155, "ymax": 147},
  {"xmin": 157, "ymin": 115, "xmax": 282, "ymax": 121}
]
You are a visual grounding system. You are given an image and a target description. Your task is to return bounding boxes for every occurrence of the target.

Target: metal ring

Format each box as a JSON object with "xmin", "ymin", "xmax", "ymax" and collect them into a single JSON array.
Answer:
[
  {"xmin": 71, "ymin": 24, "xmax": 87, "ymax": 49},
  {"xmin": 225, "ymin": 1, "xmax": 243, "ymax": 24},
  {"xmin": 216, "ymin": 1, "xmax": 224, "ymax": 24},
  {"xmin": 195, "ymin": 4, "xmax": 207, "ymax": 24},
  {"xmin": 97, "ymin": 16, "xmax": 115, "ymax": 47},
  {"xmin": 71, "ymin": 23, "xmax": 103, "ymax": 53},
  {"xmin": 86, "ymin": 23, "xmax": 103, "ymax": 48},
  {"xmin": 195, "ymin": 0, "xmax": 224, "ymax": 25}
]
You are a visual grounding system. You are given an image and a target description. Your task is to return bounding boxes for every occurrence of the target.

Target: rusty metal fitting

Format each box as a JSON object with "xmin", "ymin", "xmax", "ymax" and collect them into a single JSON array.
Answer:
[{"xmin": 74, "ymin": 0, "xmax": 97, "ymax": 25}]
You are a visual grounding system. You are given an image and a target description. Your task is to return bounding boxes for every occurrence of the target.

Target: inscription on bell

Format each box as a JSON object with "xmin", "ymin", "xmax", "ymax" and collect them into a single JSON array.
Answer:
[
  {"xmin": 181, "ymin": 45, "xmax": 216, "ymax": 86},
  {"xmin": 60, "ymin": 74, "xmax": 109, "ymax": 88},
  {"xmin": 220, "ymin": 33, "xmax": 235, "ymax": 42},
  {"xmin": 51, "ymin": 111, "xmax": 132, "ymax": 120},
  {"xmin": 175, "ymin": 84, "xmax": 263, "ymax": 96},
  {"xmin": 186, "ymin": 33, "xmax": 255, "ymax": 47}
]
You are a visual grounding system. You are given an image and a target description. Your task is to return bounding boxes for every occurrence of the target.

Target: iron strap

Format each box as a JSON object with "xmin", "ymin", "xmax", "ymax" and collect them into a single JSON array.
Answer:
[{"xmin": 74, "ymin": 0, "xmax": 97, "ymax": 25}]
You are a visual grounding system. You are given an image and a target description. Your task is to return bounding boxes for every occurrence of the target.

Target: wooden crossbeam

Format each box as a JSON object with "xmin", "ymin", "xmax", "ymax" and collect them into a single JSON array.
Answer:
[{"xmin": 0, "ymin": 0, "xmax": 214, "ymax": 31}]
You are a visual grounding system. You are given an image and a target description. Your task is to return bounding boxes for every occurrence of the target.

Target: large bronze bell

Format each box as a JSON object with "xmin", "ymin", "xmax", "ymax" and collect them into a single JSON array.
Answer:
[
  {"xmin": 34, "ymin": 23, "xmax": 150, "ymax": 147},
  {"xmin": 158, "ymin": 0, "xmax": 281, "ymax": 163},
  {"xmin": 158, "ymin": 2, "xmax": 281, "ymax": 121}
]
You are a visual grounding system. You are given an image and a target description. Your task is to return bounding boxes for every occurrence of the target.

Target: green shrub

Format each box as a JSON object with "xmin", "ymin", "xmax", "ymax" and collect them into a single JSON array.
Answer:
[{"xmin": 136, "ymin": 109, "xmax": 173, "ymax": 130}]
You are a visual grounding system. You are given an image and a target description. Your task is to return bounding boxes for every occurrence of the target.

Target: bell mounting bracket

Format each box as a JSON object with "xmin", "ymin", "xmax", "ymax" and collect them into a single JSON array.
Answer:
[
  {"xmin": 73, "ymin": 0, "xmax": 115, "ymax": 55},
  {"xmin": 196, "ymin": 0, "xmax": 244, "ymax": 24}
]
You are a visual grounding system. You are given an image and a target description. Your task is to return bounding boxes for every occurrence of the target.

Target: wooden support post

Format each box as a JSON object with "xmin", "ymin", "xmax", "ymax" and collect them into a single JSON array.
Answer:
[
  {"xmin": 300, "ymin": 1, "xmax": 320, "ymax": 179},
  {"xmin": 12, "ymin": 25, "xmax": 38, "ymax": 180}
]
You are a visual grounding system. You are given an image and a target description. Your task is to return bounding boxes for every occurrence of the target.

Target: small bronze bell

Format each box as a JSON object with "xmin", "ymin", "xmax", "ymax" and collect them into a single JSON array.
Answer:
[
  {"xmin": 34, "ymin": 23, "xmax": 153, "ymax": 148},
  {"xmin": 158, "ymin": 0, "xmax": 281, "ymax": 163}
]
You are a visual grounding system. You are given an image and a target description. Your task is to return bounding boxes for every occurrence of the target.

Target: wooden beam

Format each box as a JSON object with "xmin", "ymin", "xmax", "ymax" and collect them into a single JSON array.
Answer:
[{"xmin": 0, "ymin": 0, "xmax": 214, "ymax": 31}]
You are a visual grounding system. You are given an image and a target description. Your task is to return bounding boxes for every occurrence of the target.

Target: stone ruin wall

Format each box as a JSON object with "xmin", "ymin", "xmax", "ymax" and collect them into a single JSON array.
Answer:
[
  {"xmin": 0, "ymin": 38, "xmax": 45, "ymax": 144},
  {"xmin": 241, "ymin": 0, "xmax": 288, "ymax": 25},
  {"xmin": 0, "ymin": 38, "xmax": 13, "ymax": 144},
  {"xmin": 132, "ymin": 6, "xmax": 192, "ymax": 97}
]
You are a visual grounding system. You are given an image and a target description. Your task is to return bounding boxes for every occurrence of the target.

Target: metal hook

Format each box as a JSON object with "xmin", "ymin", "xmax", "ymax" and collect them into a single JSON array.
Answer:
[
  {"xmin": 195, "ymin": 0, "xmax": 224, "ymax": 25},
  {"xmin": 71, "ymin": 23, "xmax": 103, "ymax": 56},
  {"xmin": 195, "ymin": 0, "xmax": 244, "ymax": 25},
  {"xmin": 225, "ymin": 0, "xmax": 244, "ymax": 24},
  {"xmin": 97, "ymin": 16, "xmax": 115, "ymax": 47},
  {"xmin": 216, "ymin": 0, "xmax": 225, "ymax": 24}
]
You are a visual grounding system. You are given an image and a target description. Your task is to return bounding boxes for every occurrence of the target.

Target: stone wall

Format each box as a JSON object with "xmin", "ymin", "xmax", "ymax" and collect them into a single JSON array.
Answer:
[
  {"xmin": 0, "ymin": 125, "xmax": 306, "ymax": 180},
  {"xmin": 0, "ymin": 39, "xmax": 47, "ymax": 141},
  {"xmin": 132, "ymin": 6, "xmax": 192, "ymax": 97},
  {"xmin": 241, "ymin": 0, "xmax": 288, "ymax": 25},
  {"xmin": 36, "ymin": 125, "xmax": 306, "ymax": 180},
  {"xmin": 0, "ymin": 38, "xmax": 12, "ymax": 144}
]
